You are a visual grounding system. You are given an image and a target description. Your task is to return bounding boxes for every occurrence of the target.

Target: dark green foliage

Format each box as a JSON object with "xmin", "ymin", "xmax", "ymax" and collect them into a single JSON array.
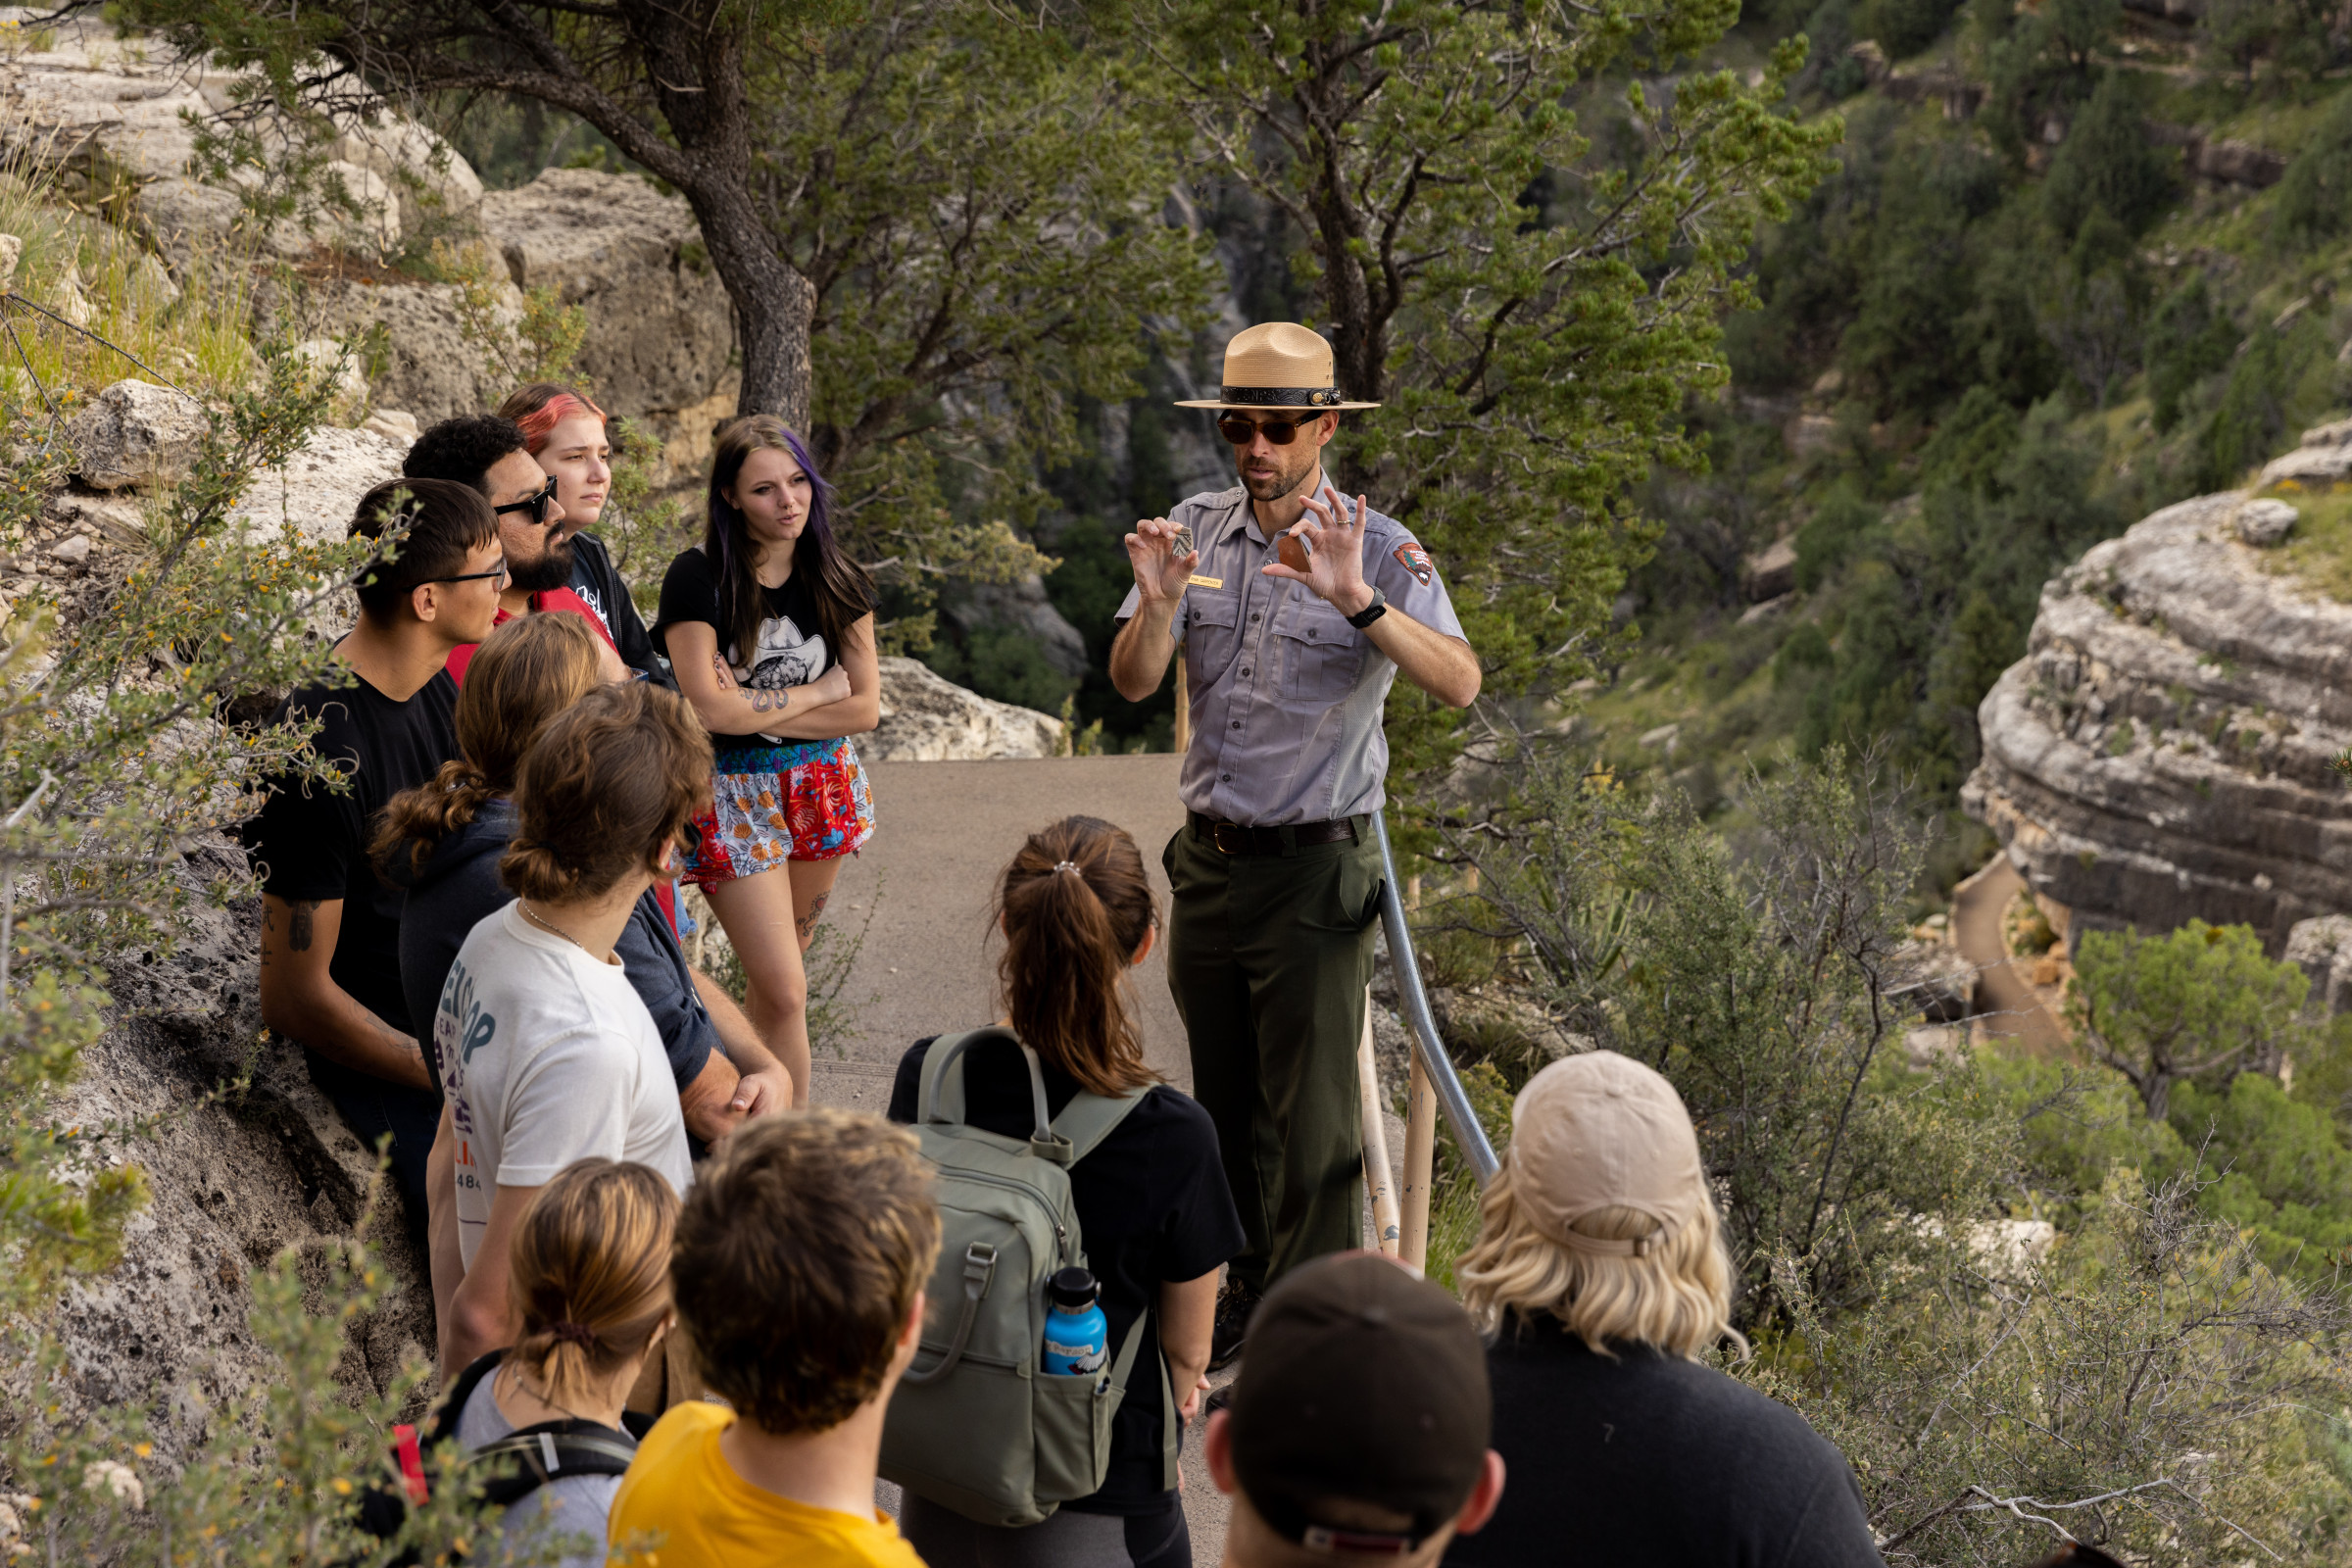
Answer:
[
  {"xmin": 1977, "ymin": 0, "xmax": 2117, "ymax": 159},
  {"xmin": 2198, "ymin": 324, "xmax": 2290, "ymax": 488},
  {"xmin": 1858, "ymin": 0, "xmax": 1967, "ymax": 58},
  {"xmin": 2040, "ymin": 73, "xmax": 2180, "ymax": 242},
  {"xmin": 2145, "ymin": 276, "xmax": 2241, "ymax": 433},
  {"xmin": 2200, "ymin": 0, "xmax": 2341, "ymax": 82},
  {"xmin": 923, "ymin": 620, "xmax": 1078, "ymax": 714},
  {"xmin": 2172, "ymin": 1073, "xmax": 2352, "ymax": 1278},
  {"xmin": 2275, "ymin": 90, "xmax": 2352, "ymax": 245},
  {"xmin": 1794, "ymin": 485, "xmax": 1879, "ymax": 590},
  {"xmin": 1839, "ymin": 134, "xmax": 2010, "ymax": 416}
]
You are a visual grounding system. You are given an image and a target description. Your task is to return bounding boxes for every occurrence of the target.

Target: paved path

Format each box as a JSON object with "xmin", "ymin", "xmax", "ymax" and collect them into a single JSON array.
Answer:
[
  {"xmin": 806, "ymin": 755, "xmax": 1194, "ymax": 1110},
  {"xmin": 1951, "ymin": 856, "xmax": 2066, "ymax": 1054},
  {"xmin": 805, "ymin": 756, "xmax": 1234, "ymax": 1562}
]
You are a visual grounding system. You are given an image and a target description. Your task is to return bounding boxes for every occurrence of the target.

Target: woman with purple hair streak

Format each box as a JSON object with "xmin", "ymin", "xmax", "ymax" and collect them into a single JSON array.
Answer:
[{"xmin": 651, "ymin": 416, "xmax": 880, "ymax": 1108}]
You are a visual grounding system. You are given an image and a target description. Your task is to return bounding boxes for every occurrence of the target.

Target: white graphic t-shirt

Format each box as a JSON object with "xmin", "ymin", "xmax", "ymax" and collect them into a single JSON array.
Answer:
[
  {"xmin": 435, "ymin": 902, "xmax": 693, "ymax": 1265},
  {"xmin": 653, "ymin": 547, "xmax": 861, "ymax": 759}
]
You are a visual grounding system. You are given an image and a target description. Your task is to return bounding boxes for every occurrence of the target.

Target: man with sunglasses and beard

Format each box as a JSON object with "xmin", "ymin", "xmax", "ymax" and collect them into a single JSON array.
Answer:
[
  {"xmin": 1108, "ymin": 322, "xmax": 1481, "ymax": 1377},
  {"xmin": 401, "ymin": 415, "xmax": 630, "ymax": 686}
]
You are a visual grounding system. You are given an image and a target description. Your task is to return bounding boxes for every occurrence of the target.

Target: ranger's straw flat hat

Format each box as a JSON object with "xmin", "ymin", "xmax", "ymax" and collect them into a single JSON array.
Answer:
[{"xmin": 1174, "ymin": 321, "xmax": 1381, "ymax": 412}]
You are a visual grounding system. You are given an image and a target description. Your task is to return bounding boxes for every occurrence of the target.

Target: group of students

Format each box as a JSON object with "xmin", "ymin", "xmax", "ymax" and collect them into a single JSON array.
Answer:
[{"xmin": 238, "ymin": 380, "xmax": 1897, "ymax": 1567}]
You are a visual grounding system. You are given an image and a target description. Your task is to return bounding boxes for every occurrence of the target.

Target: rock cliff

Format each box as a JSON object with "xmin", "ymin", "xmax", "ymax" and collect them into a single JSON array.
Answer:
[{"xmin": 1962, "ymin": 431, "xmax": 2352, "ymax": 951}]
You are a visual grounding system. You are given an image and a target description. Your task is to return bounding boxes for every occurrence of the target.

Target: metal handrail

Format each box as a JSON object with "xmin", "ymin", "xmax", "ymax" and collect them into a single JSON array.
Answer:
[{"xmin": 1370, "ymin": 810, "xmax": 1500, "ymax": 1184}]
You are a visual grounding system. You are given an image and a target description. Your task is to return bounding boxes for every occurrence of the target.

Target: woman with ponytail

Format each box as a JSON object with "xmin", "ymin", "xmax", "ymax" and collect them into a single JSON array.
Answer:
[
  {"xmin": 447, "ymin": 1158, "xmax": 677, "ymax": 1568},
  {"xmin": 437, "ymin": 682, "xmax": 713, "ymax": 1374},
  {"xmin": 654, "ymin": 416, "xmax": 880, "ymax": 1111},
  {"xmin": 885, "ymin": 816, "xmax": 1244, "ymax": 1568}
]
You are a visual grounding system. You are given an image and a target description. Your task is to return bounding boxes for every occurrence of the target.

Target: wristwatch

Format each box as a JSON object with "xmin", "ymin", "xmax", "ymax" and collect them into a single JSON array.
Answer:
[{"xmin": 1346, "ymin": 586, "xmax": 1390, "ymax": 629}]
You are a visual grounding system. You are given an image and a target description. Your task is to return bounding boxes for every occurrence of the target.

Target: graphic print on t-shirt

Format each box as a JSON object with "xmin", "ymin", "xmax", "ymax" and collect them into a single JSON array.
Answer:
[
  {"xmin": 735, "ymin": 612, "xmax": 826, "ymax": 692},
  {"xmin": 434, "ymin": 953, "xmax": 496, "ymax": 1242}
]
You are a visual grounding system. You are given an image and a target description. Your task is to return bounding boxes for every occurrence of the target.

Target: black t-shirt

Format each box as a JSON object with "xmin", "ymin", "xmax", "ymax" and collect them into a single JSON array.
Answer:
[
  {"xmin": 1444, "ymin": 1314, "xmax": 1886, "ymax": 1568},
  {"xmin": 241, "ymin": 664, "xmax": 460, "ymax": 1039},
  {"xmin": 889, "ymin": 1036, "xmax": 1244, "ymax": 1515},
  {"xmin": 652, "ymin": 547, "xmax": 868, "ymax": 760},
  {"xmin": 565, "ymin": 529, "xmax": 675, "ymax": 690}
]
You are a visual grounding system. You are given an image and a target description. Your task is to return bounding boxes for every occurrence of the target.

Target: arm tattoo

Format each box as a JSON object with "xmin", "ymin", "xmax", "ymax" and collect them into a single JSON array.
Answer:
[{"xmin": 288, "ymin": 900, "xmax": 318, "ymax": 953}]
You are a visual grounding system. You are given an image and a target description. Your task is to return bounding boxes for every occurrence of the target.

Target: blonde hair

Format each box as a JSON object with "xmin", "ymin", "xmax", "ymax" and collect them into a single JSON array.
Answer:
[
  {"xmin": 1454, "ymin": 1162, "xmax": 1746, "ymax": 1360},
  {"xmin": 504, "ymin": 1160, "xmax": 679, "ymax": 1408}
]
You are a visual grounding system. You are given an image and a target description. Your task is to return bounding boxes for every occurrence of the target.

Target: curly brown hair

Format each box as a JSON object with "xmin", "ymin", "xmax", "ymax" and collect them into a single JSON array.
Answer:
[
  {"xmin": 501, "ymin": 682, "xmax": 712, "ymax": 903},
  {"xmin": 671, "ymin": 1110, "xmax": 940, "ymax": 1435}
]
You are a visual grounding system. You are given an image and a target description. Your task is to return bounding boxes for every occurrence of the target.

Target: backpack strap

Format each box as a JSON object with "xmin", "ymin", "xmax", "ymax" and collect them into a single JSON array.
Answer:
[
  {"xmin": 923, "ymin": 1028, "xmax": 1090, "ymax": 1165},
  {"xmin": 426, "ymin": 1349, "xmax": 508, "ymax": 1447},
  {"xmin": 1045, "ymin": 1083, "xmax": 1150, "ymax": 1168},
  {"xmin": 468, "ymin": 1421, "xmax": 638, "ymax": 1508},
  {"xmin": 921, "ymin": 1027, "xmax": 1051, "ymax": 1141}
]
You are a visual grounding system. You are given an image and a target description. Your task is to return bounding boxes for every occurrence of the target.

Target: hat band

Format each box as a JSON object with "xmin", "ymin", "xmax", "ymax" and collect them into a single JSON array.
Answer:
[{"xmin": 1221, "ymin": 384, "xmax": 1346, "ymax": 408}]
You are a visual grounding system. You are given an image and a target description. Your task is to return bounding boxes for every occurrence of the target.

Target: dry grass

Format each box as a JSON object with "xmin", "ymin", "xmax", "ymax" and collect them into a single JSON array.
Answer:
[{"xmin": 0, "ymin": 172, "xmax": 258, "ymax": 412}]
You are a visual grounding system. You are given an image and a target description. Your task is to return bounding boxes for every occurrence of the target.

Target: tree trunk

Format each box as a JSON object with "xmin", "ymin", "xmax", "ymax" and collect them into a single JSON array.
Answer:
[
  {"xmin": 685, "ymin": 182, "xmax": 815, "ymax": 430},
  {"xmin": 622, "ymin": 0, "xmax": 816, "ymax": 431}
]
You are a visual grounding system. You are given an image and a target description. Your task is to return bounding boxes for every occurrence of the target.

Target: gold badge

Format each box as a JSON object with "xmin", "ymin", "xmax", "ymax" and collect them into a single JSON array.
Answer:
[{"xmin": 1188, "ymin": 573, "xmax": 1225, "ymax": 590}]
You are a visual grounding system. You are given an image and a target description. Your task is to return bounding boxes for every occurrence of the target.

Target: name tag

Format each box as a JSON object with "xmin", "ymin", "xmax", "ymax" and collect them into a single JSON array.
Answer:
[{"xmin": 1188, "ymin": 573, "xmax": 1224, "ymax": 590}]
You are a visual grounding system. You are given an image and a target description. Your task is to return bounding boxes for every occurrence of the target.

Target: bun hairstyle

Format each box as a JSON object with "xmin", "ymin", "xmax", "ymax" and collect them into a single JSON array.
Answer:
[
  {"xmin": 501, "ymin": 682, "xmax": 712, "ymax": 904},
  {"xmin": 705, "ymin": 416, "xmax": 873, "ymax": 665},
  {"xmin": 496, "ymin": 382, "xmax": 619, "ymax": 458},
  {"xmin": 369, "ymin": 614, "xmax": 606, "ymax": 881},
  {"xmin": 504, "ymin": 1159, "xmax": 678, "ymax": 1409},
  {"xmin": 994, "ymin": 815, "xmax": 1159, "ymax": 1098}
]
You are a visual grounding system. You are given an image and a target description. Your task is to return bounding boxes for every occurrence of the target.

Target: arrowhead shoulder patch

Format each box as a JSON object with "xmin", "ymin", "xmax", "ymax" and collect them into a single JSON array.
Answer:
[{"xmin": 1393, "ymin": 540, "xmax": 1435, "ymax": 587}]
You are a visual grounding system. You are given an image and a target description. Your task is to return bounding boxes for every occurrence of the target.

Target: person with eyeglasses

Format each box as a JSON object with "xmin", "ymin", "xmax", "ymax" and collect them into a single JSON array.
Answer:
[
  {"xmin": 1106, "ymin": 322, "xmax": 1481, "ymax": 1370},
  {"xmin": 401, "ymin": 414, "xmax": 631, "ymax": 686},
  {"xmin": 241, "ymin": 478, "xmax": 507, "ymax": 1226}
]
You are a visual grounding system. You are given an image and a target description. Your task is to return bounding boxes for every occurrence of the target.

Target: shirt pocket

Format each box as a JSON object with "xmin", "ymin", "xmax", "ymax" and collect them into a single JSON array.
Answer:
[
  {"xmin": 1184, "ymin": 590, "xmax": 1243, "ymax": 682},
  {"xmin": 1276, "ymin": 602, "xmax": 1363, "ymax": 703}
]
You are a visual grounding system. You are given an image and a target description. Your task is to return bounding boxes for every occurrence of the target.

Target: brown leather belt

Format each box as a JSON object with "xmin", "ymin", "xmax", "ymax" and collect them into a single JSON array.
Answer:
[{"xmin": 1190, "ymin": 813, "xmax": 1361, "ymax": 856}]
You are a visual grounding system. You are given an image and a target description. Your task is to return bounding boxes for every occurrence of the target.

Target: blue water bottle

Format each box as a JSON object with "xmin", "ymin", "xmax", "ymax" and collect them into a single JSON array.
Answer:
[{"xmin": 1042, "ymin": 1267, "xmax": 1108, "ymax": 1376}]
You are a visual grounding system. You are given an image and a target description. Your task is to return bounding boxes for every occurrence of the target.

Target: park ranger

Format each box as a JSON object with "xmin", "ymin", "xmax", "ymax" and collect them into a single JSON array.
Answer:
[{"xmin": 1109, "ymin": 321, "xmax": 1481, "ymax": 1367}]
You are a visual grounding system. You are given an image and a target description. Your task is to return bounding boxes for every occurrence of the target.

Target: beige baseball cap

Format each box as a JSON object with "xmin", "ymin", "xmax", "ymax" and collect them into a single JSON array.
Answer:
[{"xmin": 1508, "ymin": 1051, "xmax": 1706, "ymax": 1257}]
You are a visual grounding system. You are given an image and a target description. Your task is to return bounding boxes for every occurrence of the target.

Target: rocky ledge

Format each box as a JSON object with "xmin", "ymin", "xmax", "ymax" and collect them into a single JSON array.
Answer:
[{"xmin": 1962, "ymin": 439, "xmax": 2352, "ymax": 952}]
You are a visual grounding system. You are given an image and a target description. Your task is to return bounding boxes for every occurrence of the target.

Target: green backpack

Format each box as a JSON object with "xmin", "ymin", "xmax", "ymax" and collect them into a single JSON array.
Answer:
[{"xmin": 879, "ymin": 1027, "xmax": 1176, "ymax": 1526}]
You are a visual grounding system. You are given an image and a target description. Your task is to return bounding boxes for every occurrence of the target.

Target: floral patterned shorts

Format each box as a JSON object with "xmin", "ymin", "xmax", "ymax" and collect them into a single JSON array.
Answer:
[{"xmin": 683, "ymin": 735, "xmax": 874, "ymax": 887}]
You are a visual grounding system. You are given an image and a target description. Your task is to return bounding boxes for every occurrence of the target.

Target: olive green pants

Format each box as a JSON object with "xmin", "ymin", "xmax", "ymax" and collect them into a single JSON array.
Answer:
[{"xmin": 1163, "ymin": 820, "xmax": 1383, "ymax": 1293}]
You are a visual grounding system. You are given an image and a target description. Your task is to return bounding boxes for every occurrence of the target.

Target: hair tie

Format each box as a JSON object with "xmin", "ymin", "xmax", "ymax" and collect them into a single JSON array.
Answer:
[
  {"xmin": 549, "ymin": 1321, "xmax": 596, "ymax": 1348},
  {"xmin": 1053, "ymin": 860, "xmax": 1082, "ymax": 876}
]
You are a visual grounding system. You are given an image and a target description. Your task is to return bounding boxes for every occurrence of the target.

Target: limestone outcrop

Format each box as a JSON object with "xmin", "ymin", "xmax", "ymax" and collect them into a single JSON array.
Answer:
[
  {"xmin": 477, "ymin": 170, "xmax": 735, "ymax": 424},
  {"xmin": 868, "ymin": 656, "xmax": 1065, "ymax": 761},
  {"xmin": 68, "ymin": 378, "xmax": 208, "ymax": 490},
  {"xmin": 1962, "ymin": 446, "xmax": 2352, "ymax": 951},
  {"xmin": 11, "ymin": 850, "xmax": 435, "ymax": 1471},
  {"xmin": 0, "ymin": 12, "xmax": 447, "ymax": 269}
]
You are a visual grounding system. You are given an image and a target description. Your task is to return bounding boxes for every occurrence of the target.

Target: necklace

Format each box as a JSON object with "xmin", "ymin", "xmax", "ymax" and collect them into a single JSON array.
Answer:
[
  {"xmin": 500, "ymin": 1364, "xmax": 601, "ymax": 1427},
  {"xmin": 520, "ymin": 900, "xmax": 614, "ymax": 964}
]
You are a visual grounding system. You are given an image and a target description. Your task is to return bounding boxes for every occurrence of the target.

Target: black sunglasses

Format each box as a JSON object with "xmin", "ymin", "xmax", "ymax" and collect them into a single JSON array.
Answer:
[
  {"xmin": 1217, "ymin": 413, "xmax": 1329, "ymax": 447},
  {"xmin": 429, "ymin": 559, "xmax": 510, "ymax": 586},
  {"xmin": 494, "ymin": 476, "xmax": 561, "ymax": 526}
]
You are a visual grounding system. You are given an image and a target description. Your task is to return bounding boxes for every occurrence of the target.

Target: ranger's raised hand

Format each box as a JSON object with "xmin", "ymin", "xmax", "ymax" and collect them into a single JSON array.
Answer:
[
  {"xmin": 1125, "ymin": 515, "xmax": 1200, "ymax": 605},
  {"xmin": 1261, "ymin": 483, "xmax": 1375, "ymax": 617}
]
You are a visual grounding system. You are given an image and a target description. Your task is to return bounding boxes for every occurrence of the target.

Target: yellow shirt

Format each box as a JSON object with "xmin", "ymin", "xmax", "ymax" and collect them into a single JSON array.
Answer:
[{"xmin": 608, "ymin": 1402, "xmax": 926, "ymax": 1568}]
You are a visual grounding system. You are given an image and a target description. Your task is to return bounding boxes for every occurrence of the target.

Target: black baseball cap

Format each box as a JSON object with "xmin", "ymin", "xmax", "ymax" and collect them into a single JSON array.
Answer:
[{"xmin": 1226, "ymin": 1253, "xmax": 1491, "ymax": 1553}]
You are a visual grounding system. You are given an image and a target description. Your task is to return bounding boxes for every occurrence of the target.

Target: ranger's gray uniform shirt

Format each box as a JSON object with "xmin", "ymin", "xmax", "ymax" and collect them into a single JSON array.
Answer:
[{"xmin": 1116, "ymin": 485, "xmax": 1465, "ymax": 826}]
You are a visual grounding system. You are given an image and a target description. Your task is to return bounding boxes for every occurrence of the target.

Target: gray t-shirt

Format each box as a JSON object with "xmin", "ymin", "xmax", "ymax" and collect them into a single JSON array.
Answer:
[
  {"xmin": 453, "ymin": 1373, "xmax": 630, "ymax": 1568},
  {"xmin": 1115, "ymin": 485, "xmax": 1465, "ymax": 825}
]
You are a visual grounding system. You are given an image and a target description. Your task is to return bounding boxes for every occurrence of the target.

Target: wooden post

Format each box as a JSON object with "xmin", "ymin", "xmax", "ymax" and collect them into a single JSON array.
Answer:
[
  {"xmin": 1173, "ymin": 662, "xmax": 1191, "ymax": 754},
  {"xmin": 1400, "ymin": 1047, "xmax": 1437, "ymax": 1271},
  {"xmin": 1359, "ymin": 995, "xmax": 1401, "ymax": 1256}
]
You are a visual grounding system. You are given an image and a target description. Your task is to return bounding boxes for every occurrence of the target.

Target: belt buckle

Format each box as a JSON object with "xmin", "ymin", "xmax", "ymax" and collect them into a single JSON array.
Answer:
[{"xmin": 1210, "ymin": 822, "xmax": 1248, "ymax": 856}]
